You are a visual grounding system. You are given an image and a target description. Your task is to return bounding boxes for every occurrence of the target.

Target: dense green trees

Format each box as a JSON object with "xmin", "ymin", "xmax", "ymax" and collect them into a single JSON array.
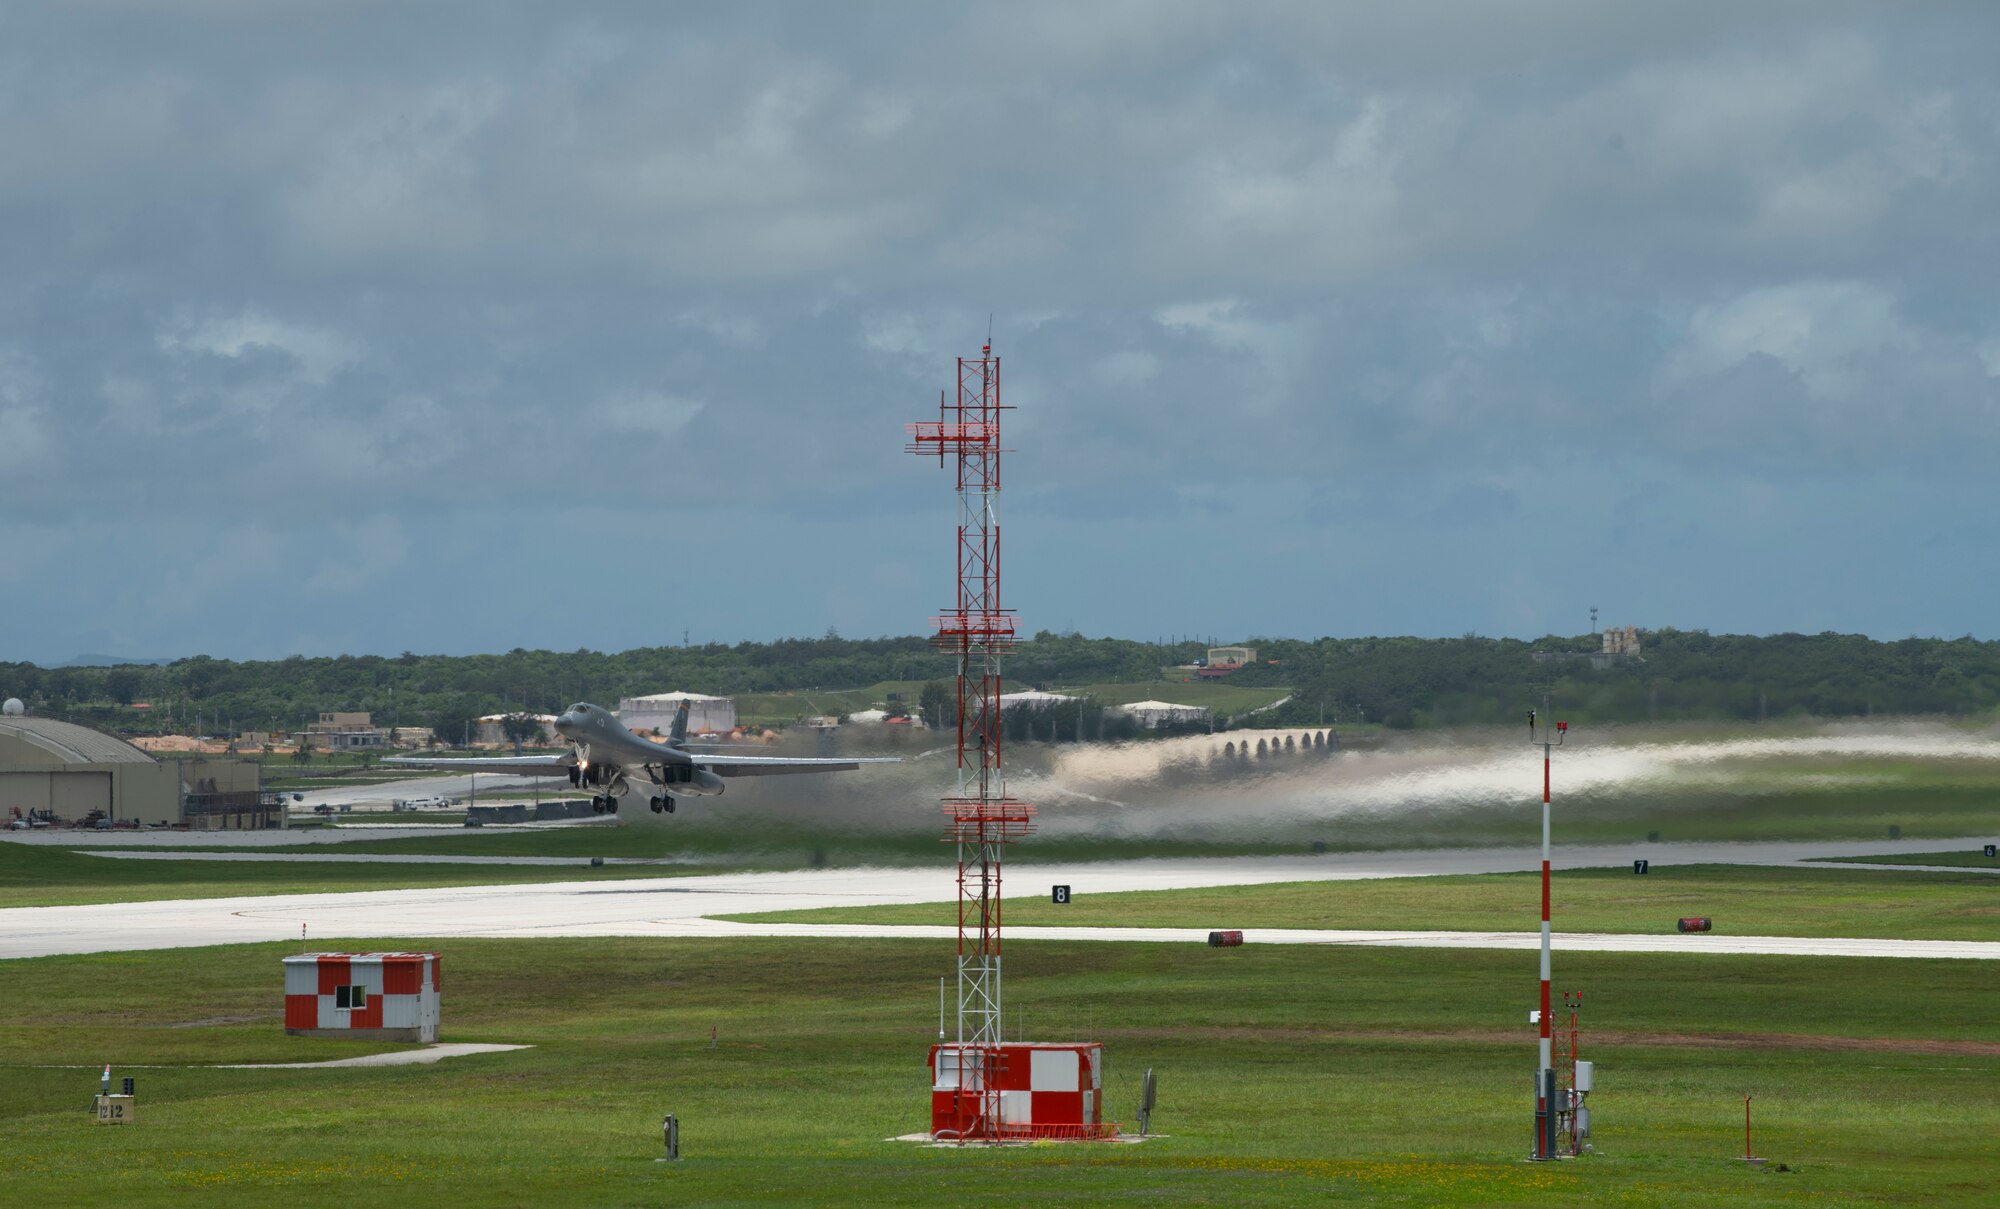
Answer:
[
  {"xmin": 5, "ymin": 628, "xmax": 1999, "ymax": 736},
  {"xmin": 1254, "ymin": 628, "xmax": 2000, "ymax": 728}
]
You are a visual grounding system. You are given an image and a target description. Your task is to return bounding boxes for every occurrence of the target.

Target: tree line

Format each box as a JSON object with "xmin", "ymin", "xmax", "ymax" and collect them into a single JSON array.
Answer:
[{"xmin": 4, "ymin": 628, "xmax": 1996, "ymax": 740}]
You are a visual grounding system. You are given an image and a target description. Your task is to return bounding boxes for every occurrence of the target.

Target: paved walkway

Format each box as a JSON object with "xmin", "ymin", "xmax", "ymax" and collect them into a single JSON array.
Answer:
[
  {"xmin": 80, "ymin": 851, "xmax": 664, "ymax": 867},
  {"xmin": 217, "ymin": 1043, "xmax": 533, "ymax": 1069}
]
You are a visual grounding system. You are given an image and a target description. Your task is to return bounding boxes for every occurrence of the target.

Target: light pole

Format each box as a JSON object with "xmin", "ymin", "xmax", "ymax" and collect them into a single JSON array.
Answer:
[{"xmin": 1529, "ymin": 707, "xmax": 1567, "ymax": 1161}]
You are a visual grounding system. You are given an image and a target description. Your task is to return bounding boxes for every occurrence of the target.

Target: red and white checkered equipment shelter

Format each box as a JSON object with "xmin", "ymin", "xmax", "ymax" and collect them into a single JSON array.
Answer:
[
  {"xmin": 929, "ymin": 1042, "xmax": 1110, "ymax": 1139},
  {"xmin": 284, "ymin": 952, "xmax": 441, "ymax": 1043}
]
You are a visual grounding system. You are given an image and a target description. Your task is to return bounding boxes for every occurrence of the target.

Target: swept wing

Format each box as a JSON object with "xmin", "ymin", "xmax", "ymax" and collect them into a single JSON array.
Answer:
[
  {"xmin": 690, "ymin": 753, "xmax": 900, "ymax": 778},
  {"xmin": 379, "ymin": 754, "xmax": 575, "ymax": 777},
  {"xmin": 375, "ymin": 752, "xmax": 897, "ymax": 778}
]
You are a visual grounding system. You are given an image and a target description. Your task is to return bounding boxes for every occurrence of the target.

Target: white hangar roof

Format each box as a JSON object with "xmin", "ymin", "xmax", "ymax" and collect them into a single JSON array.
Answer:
[{"xmin": 0, "ymin": 717, "xmax": 158, "ymax": 765}]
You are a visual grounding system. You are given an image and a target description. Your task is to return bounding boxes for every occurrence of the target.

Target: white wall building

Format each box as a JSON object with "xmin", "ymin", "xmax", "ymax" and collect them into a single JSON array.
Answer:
[
  {"xmin": 998, "ymin": 691, "xmax": 1079, "ymax": 710},
  {"xmin": 1117, "ymin": 699, "xmax": 1211, "ymax": 729},
  {"xmin": 617, "ymin": 691, "xmax": 738, "ymax": 735}
]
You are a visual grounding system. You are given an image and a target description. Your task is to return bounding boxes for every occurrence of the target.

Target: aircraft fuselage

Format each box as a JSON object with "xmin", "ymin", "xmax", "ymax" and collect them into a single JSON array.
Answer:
[{"xmin": 554, "ymin": 703, "xmax": 725, "ymax": 804}]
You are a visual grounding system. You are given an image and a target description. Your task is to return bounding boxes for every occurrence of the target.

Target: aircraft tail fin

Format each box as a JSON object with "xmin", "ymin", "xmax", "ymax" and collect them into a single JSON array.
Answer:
[{"xmin": 668, "ymin": 700, "xmax": 691, "ymax": 747}]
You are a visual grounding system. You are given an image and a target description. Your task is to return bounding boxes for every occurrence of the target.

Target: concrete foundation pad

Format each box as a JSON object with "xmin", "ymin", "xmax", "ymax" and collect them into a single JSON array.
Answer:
[
  {"xmin": 217, "ymin": 1042, "xmax": 532, "ymax": 1069},
  {"xmin": 887, "ymin": 1132, "xmax": 1157, "ymax": 1146}
]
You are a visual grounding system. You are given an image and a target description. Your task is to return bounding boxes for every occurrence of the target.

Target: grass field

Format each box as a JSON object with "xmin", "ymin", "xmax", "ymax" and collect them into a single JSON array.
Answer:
[
  {"xmin": 67, "ymin": 822, "xmax": 1322, "ymax": 866},
  {"xmin": 0, "ymin": 936, "xmax": 1994, "ymax": 1207},
  {"xmin": 0, "ymin": 844, "xmax": 687, "ymax": 909},
  {"xmin": 719, "ymin": 863, "xmax": 2000, "ymax": 940},
  {"xmin": 9, "ymin": 719, "xmax": 1993, "ymax": 1203},
  {"xmin": 733, "ymin": 681, "xmax": 954, "ymax": 726},
  {"xmin": 1815, "ymin": 849, "xmax": 2000, "ymax": 868}
]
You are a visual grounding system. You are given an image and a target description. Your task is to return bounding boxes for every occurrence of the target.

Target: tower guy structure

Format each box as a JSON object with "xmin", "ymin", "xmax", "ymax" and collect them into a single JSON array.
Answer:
[{"xmin": 908, "ymin": 343, "xmax": 1040, "ymax": 1140}]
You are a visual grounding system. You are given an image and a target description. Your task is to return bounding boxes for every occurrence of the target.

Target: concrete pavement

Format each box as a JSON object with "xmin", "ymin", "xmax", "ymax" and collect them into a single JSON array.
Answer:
[{"xmin": 5, "ymin": 838, "xmax": 1994, "ymax": 962}]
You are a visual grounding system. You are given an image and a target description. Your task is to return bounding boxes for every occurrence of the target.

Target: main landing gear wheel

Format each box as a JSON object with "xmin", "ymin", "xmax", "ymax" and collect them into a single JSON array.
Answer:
[{"xmin": 649, "ymin": 796, "xmax": 677, "ymax": 814}]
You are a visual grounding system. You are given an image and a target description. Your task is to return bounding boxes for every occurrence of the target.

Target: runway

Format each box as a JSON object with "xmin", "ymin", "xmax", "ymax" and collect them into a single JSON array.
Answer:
[
  {"xmin": 80, "ymin": 851, "xmax": 662, "ymax": 866},
  {"xmin": 6, "ymin": 839, "xmax": 1994, "ymax": 962},
  {"xmin": 0, "ymin": 821, "xmax": 609, "ymax": 847}
]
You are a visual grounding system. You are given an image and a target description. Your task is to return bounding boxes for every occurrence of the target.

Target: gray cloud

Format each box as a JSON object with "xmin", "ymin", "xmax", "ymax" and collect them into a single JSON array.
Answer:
[{"xmin": 2, "ymin": 2, "xmax": 1997, "ymax": 661}]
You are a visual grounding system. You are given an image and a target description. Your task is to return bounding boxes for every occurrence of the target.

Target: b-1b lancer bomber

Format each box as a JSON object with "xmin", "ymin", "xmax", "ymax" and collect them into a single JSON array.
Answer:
[{"xmin": 383, "ymin": 701, "xmax": 894, "ymax": 822}]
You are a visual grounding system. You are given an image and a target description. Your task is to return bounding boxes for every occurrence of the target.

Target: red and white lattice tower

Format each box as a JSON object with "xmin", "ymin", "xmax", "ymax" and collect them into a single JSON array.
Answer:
[{"xmin": 907, "ymin": 342, "xmax": 1036, "ymax": 1140}]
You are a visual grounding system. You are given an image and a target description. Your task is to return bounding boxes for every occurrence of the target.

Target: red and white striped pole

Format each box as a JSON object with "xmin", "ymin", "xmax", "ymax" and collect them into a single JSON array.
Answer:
[{"xmin": 1530, "ymin": 709, "xmax": 1567, "ymax": 1160}]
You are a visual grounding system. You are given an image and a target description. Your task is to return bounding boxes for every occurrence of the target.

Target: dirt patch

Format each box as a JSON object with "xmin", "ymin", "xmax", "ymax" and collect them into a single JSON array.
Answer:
[
  {"xmin": 164, "ymin": 1014, "xmax": 271, "ymax": 1028},
  {"xmin": 1590, "ymin": 1029, "xmax": 2000, "ymax": 1057},
  {"xmin": 1099, "ymin": 1024, "xmax": 2000, "ymax": 1057}
]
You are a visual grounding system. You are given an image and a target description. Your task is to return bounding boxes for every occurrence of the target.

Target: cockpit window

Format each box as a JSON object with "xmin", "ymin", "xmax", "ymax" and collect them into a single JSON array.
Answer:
[{"xmin": 567, "ymin": 703, "xmax": 589, "ymax": 715}]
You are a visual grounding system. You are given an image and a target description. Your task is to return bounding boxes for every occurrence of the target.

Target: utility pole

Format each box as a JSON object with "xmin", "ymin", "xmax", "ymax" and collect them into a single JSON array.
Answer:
[{"xmin": 1529, "ymin": 704, "xmax": 1568, "ymax": 1161}]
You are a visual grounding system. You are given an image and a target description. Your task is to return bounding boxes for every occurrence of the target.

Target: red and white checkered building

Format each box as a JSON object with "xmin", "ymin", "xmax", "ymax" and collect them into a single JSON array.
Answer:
[
  {"xmin": 283, "ymin": 952, "xmax": 441, "ymax": 1043},
  {"xmin": 929, "ymin": 1042, "xmax": 1111, "ymax": 1140}
]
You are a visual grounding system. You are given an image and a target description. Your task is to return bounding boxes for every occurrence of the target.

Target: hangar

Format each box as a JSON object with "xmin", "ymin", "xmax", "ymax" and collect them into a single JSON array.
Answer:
[
  {"xmin": 617, "ymin": 691, "xmax": 737, "ymax": 736},
  {"xmin": 0, "ymin": 711, "xmax": 273, "ymax": 829}
]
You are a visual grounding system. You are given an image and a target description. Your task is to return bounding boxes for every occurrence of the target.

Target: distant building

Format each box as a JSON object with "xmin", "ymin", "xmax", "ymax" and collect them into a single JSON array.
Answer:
[
  {"xmin": 294, "ymin": 712, "xmax": 386, "ymax": 751},
  {"xmin": 1117, "ymin": 700, "xmax": 1211, "ymax": 729},
  {"xmin": 618, "ymin": 692, "xmax": 737, "ymax": 735},
  {"xmin": 998, "ymin": 691, "xmax": 1079, "ymax": 710},
  {"xmin": 1200, "ymin": 646, "xmax": 1256, "ymax": 679},
  {"xmin": 0, "ymin": 714, "xmax": 274, "ymax": 829},
  {"xmin": 1532, "ymin": 626, "xmax": 1645, "ymax": 668}
]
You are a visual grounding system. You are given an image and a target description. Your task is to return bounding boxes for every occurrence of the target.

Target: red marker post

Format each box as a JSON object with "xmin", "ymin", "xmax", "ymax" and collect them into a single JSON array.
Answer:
[
  {"xmin": 1529, "ymin": 710, "xmax": 1568, "ymax": 1161},
  {"xmin": 1737, "ymin": 1094, "xmax": 1765, "ymax": 1165}
]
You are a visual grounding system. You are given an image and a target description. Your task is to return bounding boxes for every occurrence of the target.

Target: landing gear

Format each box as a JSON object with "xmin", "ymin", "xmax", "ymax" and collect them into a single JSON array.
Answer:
[
  {"xmin": 591, "ymin": 795, "xmax": 619, "ymax": 815},
  {"xmin": 649, "ymin": 795, "xmax": 676, "ymax": 814}
]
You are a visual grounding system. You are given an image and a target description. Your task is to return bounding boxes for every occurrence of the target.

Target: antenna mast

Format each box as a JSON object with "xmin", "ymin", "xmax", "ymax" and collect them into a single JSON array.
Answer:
[{"xmin": 906, "ymin": 335, "xmax": 1035, "ymax": 1139}]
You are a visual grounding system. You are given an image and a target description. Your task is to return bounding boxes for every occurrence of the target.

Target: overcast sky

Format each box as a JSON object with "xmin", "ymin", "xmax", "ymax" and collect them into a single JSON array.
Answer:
[{"xmin": 4, "ymin": 2, "xmax": 1997, "ymax": 664}]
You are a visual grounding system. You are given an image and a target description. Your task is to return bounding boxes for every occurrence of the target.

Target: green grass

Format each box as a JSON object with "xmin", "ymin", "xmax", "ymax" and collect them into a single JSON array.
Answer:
[
  {"xmin": 0, "ymin": 844, "xmax": 690, "ymax": 909},
  {"xmin": 734, "ymin": 680, "xmax": 971, "ymax": 726},
  {"xmin": 1814, "ymin": 850, "xmax": 2000, "ymax": 869},
  {"xmin": 722, "ymin": 863, "xmax": 2000, "ymax": 940},
  {"xmin": 0, "ymin": 937, "xmax": 1994, "ymax": 1206},
  {"xmin": 129, "ymin": 822, "xmax": 1328, "ymax": 866}
]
